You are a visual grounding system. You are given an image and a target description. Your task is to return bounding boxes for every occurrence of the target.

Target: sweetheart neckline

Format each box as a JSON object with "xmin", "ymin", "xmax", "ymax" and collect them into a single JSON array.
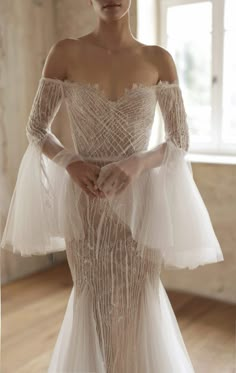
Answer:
[{"xmin": 40, "ymin": 76, "xmax": 179, "ymax": 104}]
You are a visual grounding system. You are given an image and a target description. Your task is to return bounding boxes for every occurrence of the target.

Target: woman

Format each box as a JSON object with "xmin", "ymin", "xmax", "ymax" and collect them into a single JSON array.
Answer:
[{"xmin": 1, "ymin": 0, "xmax": 224, "ymax": 372}]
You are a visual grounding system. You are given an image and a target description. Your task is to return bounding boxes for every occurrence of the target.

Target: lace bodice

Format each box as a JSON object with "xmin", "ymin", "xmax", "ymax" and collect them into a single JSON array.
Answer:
[
  {"xmin": 26, "ymin": 76, "xmax": 189, "ymax": 166},
  {"xmin": 2, "ymin": 72, "xmax": 224, "ymax": 277}
]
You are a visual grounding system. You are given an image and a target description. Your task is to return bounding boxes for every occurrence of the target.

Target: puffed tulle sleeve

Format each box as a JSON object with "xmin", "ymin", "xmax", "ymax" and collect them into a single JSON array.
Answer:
[
  {"xmin": 105, "ymin": 81, "xmax": 224, "ymax": 270},
  {"xmin": 0, "ymin": 77, "xmax": 78, "ymax": 256}
]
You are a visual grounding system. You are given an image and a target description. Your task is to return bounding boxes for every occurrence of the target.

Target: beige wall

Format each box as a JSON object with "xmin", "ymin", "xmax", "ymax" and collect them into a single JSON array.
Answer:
[
  {"xmin": 1, "ymin": 0, "xmax": 235, "ymax": 304},
  {"xmin": 0, "ymin": 0, "xmax": 60, "ymax": 284}
]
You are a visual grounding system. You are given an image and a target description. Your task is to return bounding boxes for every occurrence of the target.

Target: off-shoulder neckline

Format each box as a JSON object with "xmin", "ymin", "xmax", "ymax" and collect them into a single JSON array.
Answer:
[
  {"xmin": 40, "ymin": 76, "xmax": 179, "ymax": 88},
  {"xmin": 39, "ymin": 76, "xmax": 179, "ymax": 104}
]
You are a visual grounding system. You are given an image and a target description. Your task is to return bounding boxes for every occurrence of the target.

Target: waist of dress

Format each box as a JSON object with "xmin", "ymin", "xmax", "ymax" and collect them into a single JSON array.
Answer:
[{"xmin": 75, "ymin": 153, "xmax": 136, "ymax": 164}]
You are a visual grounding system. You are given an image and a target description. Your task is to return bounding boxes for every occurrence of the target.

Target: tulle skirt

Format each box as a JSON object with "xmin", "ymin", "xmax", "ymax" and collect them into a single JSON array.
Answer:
[
  {"xmin": 0, "ymin": 139, "xmax": 224, "ymax": 270},
  {"xmin": 47, "ymin": 273, "xmax": 195, "ymax": 373},
  {"xmin": 0, "ymin": 172, "xmax": 11, "ymax": 233}
]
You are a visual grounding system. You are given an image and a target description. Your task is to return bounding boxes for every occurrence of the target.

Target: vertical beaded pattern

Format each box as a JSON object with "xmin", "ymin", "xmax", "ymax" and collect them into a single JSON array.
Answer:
[
  {"xmin": 26, "ymin": 78, "xmax": 63, "ymax": 148},
  {"xmin": 156, "ymin": 82, "xmax": 190, "ymax": 151}
]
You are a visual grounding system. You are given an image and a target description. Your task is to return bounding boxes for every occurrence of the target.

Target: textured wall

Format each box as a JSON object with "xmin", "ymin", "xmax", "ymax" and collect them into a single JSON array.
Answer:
[{"xmin": 0, "ymin": 0, "xmax": 59, "ymax": 284}]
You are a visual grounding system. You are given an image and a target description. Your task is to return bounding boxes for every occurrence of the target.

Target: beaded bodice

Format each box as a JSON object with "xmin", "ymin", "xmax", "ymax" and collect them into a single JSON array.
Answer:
[{"xmin": 26, "ymin": 77, "xmax": 189, "ymax": 164}]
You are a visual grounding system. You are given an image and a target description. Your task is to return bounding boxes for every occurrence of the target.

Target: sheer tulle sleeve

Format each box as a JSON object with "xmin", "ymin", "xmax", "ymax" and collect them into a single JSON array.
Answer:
[
  {"xmin": 0, "ymin": 77, "xmax": 76, "ymax": 256},
  {"xmin": 147, "ymin": 82, "xmax": 223, "ymax": 268},
  {"xmin": 107, "ymin": 81, "xmax": 224, "ymax": 270}
]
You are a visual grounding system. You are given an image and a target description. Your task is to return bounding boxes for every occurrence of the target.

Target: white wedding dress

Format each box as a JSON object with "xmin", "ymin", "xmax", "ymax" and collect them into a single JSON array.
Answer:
[{"xmin": 1, "ymin": 76, "xmax": 224, "ymax": 373}]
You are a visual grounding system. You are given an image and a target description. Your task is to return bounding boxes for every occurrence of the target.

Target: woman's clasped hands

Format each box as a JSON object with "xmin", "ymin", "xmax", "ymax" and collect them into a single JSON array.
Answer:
[{"xmin": 66, "ymin": 154, "xmax": 145, "ymax": 199}]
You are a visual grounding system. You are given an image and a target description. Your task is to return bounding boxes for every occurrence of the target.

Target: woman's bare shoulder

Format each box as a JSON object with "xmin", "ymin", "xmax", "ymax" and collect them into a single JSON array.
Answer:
[
  {"xmin": 42, "ymin": 37, "xmax": 89, "ymax": 79},
  {"xmin": 42, "ymin": 38, "xmax": 73, "ymax": 80},
  {"xmin": 150, "ymin": 45, "xmax": 179, "ymax": 83}
]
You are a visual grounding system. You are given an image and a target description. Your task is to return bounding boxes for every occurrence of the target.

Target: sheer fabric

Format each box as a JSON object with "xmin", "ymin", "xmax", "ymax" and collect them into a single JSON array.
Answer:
[
  {"xmin": 0, "ymin": 76, "xmax": 224, "ymax": 372},
  {"xmin": 0, "ymin": 172, "xmax": 10, "ymax": 233},
  {"xmin": 0, "ymin": 77, "xmax": 223, "ymax": 268}
]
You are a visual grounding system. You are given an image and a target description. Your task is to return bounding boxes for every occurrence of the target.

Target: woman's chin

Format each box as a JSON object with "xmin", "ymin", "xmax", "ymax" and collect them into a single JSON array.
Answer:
[{"xmin": 101, "ymin": 5, "xmax": 124, "ymax": 18}]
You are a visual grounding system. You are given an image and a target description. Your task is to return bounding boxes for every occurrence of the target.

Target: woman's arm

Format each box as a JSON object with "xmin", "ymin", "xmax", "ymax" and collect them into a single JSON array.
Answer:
[
  {"xmin": 138, "ymin": 49, "xmax": 189, "ymax": 171},
  {"xmin": 26, "ymin": 40, "xmax": 80, "ymax": 168}
]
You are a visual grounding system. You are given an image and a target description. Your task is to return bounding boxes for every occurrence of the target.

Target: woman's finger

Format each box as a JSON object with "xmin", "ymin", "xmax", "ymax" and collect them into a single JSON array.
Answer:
[
  {"xmin": 114, "ymin": 179, "xmax": 129, "ymax": 196},
  {"xmin": 100, "ymin": 172, "xmax": 118, "ymax": 193},
  {"xmin": 80, "ymin": 181, "xmax": 98, "ymax": 198},
  {"xmin": 82, "ymin": 178, "xmax": 99, "ymax": 196},
  {"xmin": 97, "ymin": 167, "xmax": 112, "ymax": 189}
]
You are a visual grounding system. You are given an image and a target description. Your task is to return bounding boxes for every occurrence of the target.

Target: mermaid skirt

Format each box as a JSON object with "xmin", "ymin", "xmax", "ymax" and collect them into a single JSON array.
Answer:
[{"xmin": 47, "ymin": 193, "xmax": 195, "ymax": 373}]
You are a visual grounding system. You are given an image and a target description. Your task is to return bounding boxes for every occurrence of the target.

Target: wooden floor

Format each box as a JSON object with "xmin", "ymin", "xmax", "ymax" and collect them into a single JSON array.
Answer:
[{"xmin": 2, "ymin": 262, "xmax": 236, "ymax": 373}]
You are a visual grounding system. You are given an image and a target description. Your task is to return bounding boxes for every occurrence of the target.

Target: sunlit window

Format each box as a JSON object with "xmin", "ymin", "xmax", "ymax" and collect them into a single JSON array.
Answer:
[
  {"xmin": 222, "ymin": 0, "xmax": 236, "ymax": 146},
  {"xmin": 161, "ymin": 0, "xmax": 236, "ymax": 156}
]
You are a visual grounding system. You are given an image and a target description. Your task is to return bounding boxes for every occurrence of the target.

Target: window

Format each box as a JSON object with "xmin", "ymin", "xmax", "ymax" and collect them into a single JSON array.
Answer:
[
  {"xmin": 160, "ymin": 0, "xmax": 236, "ymax": 156},
  {"xmin": 222, "ymin": 0, "xmax": 236, "ymax": 147}
]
